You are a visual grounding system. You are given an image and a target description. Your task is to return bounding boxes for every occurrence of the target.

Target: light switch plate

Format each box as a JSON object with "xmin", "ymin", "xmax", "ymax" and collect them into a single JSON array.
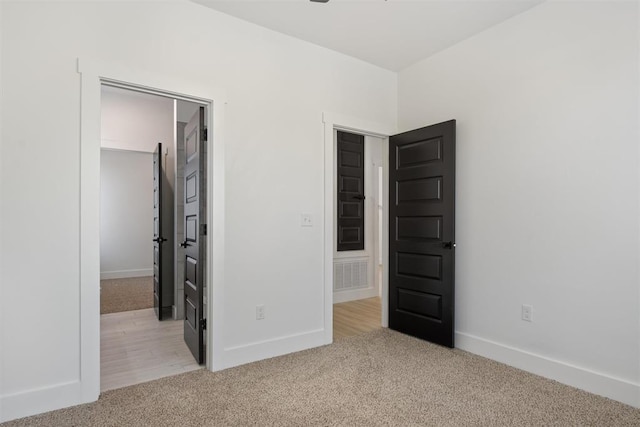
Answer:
[
  {"xmin": 301, "ymin": 214, "xmax": 313, "ymax": 227},
  {"xmin": 256, "ymin": 305, "xmax": 265, "ymax": 320}
]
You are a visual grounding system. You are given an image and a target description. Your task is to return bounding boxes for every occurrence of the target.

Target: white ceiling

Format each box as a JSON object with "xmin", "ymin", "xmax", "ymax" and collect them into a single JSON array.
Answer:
[{"xmin": 191, "ymin": 0, "xmax": 544, "ymax": 71}]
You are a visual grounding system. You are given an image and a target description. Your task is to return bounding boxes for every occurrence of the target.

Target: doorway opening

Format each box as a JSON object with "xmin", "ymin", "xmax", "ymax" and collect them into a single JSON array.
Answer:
[
  {"xmin": 332, "ymin": 129, "xmax": 387, "ymax": 340},
  {"xmin": 325, "ymin": 115, "xmax": 456, "ymax": 349},
  {"xmin": 322, "ymin": 112, "xmax": 394, "ymax": 345},
  {"xmin": 99, "ymin": 84, "xmax": 207, "ymax": 391}
]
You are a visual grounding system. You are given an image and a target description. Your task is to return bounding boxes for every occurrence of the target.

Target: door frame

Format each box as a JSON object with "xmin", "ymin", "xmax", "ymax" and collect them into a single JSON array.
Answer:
[
  {"xmin": 78, "ymin": 58, "xmax": 226, "ymax": 403},
  {"xmin": 322, "ymin": 112, "xmax": 396, "ymax": 344}
]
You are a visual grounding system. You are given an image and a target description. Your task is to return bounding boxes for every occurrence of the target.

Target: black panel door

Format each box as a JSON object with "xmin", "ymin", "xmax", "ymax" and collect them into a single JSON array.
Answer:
[
  {"xmin": 389, "ymin": 120, "xmax": 456, "ymax": 348},
  {"xmin": 337, "ymin": 130, "xmax": 365, "ymax": 251},
  {"xmin": 153, "ymin": 143, "xmax": 167, "ymax": 320},
  {"xmin": 181, "ymin": 107, "xmax": 206, "ymax": 364}
]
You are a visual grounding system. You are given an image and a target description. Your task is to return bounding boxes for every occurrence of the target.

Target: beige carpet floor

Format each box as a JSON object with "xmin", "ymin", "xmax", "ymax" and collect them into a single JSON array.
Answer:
[
  {"xmin": 4, "ymin": 329, "xmax": 640, "ymax": 426},
  {"xmin": 100, "ymin": 276, "xmax": 154, "ymax": 314}
]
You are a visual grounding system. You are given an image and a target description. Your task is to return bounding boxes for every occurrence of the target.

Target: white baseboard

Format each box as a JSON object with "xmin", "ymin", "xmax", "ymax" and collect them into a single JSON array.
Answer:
[
  {"xmin": 455, "ymin": 331, "xmax": 640, "ymax": 408},
  {"xmin": 333, "ymin": 287, "xmax": 378, "ymax": 304},
  {"xmin": 100, "ymin": 268, "xmax": 153, "ymax": 280},
  {"xmin": 0, "ymin": 380, "xmax": 92, "ymax": 423},
  {"xmin": 220, "ymin": 329, "xmax": 325, "ymax": 370}
]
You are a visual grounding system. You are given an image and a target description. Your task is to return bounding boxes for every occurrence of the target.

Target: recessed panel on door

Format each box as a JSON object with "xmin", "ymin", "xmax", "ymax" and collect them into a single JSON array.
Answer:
[
  {"xmin": 185, "ymin": 297, "xmax": 197, "ymax": 330},
  {"xmin": 340, "ymin": 201, "xmax": 361, "ymax": 218},
  {"xmin": 340, "ymin": 150, "xmax": 362, "ymax": 168},
  {"xmin": 397, "ymin": 216, "xmax": 442, "ymax": 241},
  {"xmin": 340, "ymin": 176, "xmax": 362, "ymax": 193},
  {"xmin": 339, "ymin": 227, "xmax": 361, "ymax": 245},
  {"xmin": 186, "ymin": 173, "xmax": 197, "ymax": 203},
  {"xmin": 186, "ymin": 216, "xmax": 197, "ymax": 242},
  {"xmin": 186, "ymin": 128, "xmax": 198, "ymax": 162},
  {"xmin": 397, "ymin": 252, "xmax": 442, "ymax": 280},
  {"xmin": 397, "ymin": 177, "xmax": 442, "ymax": 203},
  {"xmin": 396, "ymin": 137, "xmax": 442, "ymax": 168},
  {"xmin": 185, "ymin": 256, "xmax": 197, "ymax": 290},
  {"xmin": 397, "ymin": 289, "xmax": 442, "ymax": 320}
]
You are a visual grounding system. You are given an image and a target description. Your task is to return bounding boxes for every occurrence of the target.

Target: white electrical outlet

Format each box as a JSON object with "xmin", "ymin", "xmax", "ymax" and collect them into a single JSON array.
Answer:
[
  {"xmin": 301, "ymin": 213, "xmax": 313, "ymax": 227},
  {"xmin": 522, "ymin": 304, "xmax": 533, "ymax": 322},
  {"xmin": 256, "ymin": 304, "xmax": 265, "ymax": 320}
]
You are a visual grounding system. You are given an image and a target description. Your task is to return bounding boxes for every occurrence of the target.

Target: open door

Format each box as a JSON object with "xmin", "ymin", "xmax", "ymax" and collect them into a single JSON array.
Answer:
[
  {"xmin": 389, "ymin": 120, "xmax": 456, "ymax": 348},
  {"xmin": 337, "ymin": 130, "xmax": 365, "ymax": 251},
  {"xmin": 153, "ymin": 143, "xmax": 167, "ymax": 320},
  {"xmin": 181, "ymin": 107, "xmax": 206, "ymax": 364}
]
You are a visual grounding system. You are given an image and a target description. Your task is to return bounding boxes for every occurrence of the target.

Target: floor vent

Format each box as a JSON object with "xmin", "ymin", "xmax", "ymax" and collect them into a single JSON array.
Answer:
[{"xmin": 334, "ymin": 259, "xmax": 368, "ymax": 291}]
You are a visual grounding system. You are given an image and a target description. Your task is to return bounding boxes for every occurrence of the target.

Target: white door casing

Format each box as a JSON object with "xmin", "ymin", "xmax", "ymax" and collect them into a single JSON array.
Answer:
[{"xmin": 78, "ymin": 58, "xmax": 226, "ymax": 404}]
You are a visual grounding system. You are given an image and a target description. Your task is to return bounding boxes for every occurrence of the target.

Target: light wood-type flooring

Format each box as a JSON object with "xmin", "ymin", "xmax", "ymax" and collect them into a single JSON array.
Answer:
[
  {"xmin": 333, "ymin": 297, "xmax": 382, "ymax": 340},
  {"xmin": 101, "ymin": 308, "xmax": 202, "ymax": 392},
  {"xmin": 101, "ymin": 298, "xmax": 379, "ymax": 391}
]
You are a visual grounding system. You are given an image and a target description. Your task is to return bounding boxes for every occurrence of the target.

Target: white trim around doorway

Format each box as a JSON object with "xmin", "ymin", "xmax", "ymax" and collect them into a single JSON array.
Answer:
[
  {"xmin": 322, "ymin": 112, "xmax": 396, "ymax": 345},
  {"xmin": 78, "ymin": 58, "xmax": 227, "ymax": 405}
]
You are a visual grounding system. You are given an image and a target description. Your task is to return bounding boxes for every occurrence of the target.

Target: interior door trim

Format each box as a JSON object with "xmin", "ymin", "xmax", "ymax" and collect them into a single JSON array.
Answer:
[{"xmin": 78, "ymin": 57, "xmax": 227, "ymax": 404}]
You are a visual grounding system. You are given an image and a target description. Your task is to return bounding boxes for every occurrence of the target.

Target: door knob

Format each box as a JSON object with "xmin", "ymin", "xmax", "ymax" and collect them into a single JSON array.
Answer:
[
  {"xmin": 353, "ymin": 194, "xmax": 365, "ymax": 200},
  {"xmin": 442, "ymin": 241, "xmax": 454, "ymax": 249},
  {"xmin": 179, "ymin": 240, "xmax": 190, "ymax": 248},
  {"xmin": 153, "ymin": 237, "xmax": 167, "ymax": 243}
]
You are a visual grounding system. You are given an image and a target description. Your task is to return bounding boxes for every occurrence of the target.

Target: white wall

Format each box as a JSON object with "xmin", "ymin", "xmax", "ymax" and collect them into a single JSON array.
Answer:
[
  {"xmin": 99, "ymin": 86, "xmax": 174, "ymax": 280},
  {"xmin": 0, "ymin": 0, "xmax": 396, "ymax": 421},
  {"xmin": 100, "ymin": 149, "xmax": 153, "ymax": 279},
  {"xmin": 398, "ymin": 1, "xmax": 639, "ymax": 406},
  {"xmin": 101, "ymin": 86, "xmax": 174, "ymax": 153},
  {"xmin": 0, "ymin": 2, "xmax": 5, "ymax": 417}
]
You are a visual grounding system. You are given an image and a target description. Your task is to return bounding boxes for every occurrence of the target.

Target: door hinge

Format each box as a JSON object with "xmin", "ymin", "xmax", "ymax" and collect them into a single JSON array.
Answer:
[
  {"xmin": 200, "ymin": 224, "xmax": 207, "ymax": 236},
  {"xmin": 202, "ymin": 128, "xmax": 208, "ymax": 142},
  {"xmin": 200, "ymin": 318, "xmax": 207, "ymax": 330}
]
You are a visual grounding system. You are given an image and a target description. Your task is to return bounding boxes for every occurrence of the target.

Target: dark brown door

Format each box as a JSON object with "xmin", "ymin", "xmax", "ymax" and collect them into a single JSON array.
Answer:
[
  {"xmin": 153, "ymin": 143, "xmax": 167, "ymax": 320},
  {"xmin": 181, "ymin": 107, "xmax": 206, "ymax": 364},
  {"xmin": 337, "ymin": 130, "xmax": 365, "ymax": 251},
  {"xmin": 389, "ymin": 120, "xmax": 456, "ymax": 348}
]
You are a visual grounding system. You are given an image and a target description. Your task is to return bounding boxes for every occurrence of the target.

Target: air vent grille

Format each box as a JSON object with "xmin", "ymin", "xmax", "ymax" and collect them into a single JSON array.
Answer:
[{"xmin": 334, "ymin": 259, "xmax": 368, "ymax": 291}]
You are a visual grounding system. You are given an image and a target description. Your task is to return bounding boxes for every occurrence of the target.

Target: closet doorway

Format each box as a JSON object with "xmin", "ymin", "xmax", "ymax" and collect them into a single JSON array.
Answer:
[{"xmin": 99, "ymin": 85, "xmax": 206, "ymax": 391}]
